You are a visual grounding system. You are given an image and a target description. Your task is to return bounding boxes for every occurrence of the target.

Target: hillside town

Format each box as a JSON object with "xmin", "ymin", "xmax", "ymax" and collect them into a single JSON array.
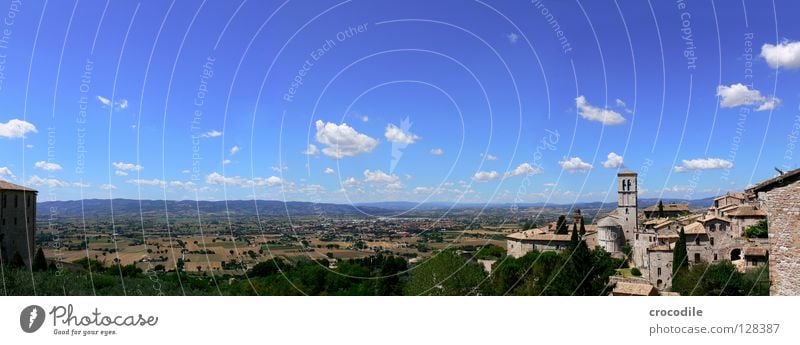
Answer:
[{"xmin": 506, "ymin": 168, "xmax": 800, "ymax": 296}]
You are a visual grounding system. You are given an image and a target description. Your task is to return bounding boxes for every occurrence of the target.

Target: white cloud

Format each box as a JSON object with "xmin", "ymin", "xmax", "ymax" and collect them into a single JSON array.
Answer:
[
  {"xmin": 100, "ymin": 184, "xmax": 117, "ymax": 190},
  {"xmin": 324, "ymin": 167, "xmax": 335, "ymax": 175},
  {"xmin": 34, "ymin": 161, "xmax": 62, "ymax": 171},
  {"xmin": 222, "ymin": 159, "xmax": 232, "ymax": 166},
  {"xmin": 761, "ymin": 40, "xmax": 800, "ymax": 69},
  {"xmin": 204, "ymin": 172, "xmax": 285, "ymax": 188},
  {"xmin": 113, "ymin": 162, "xmax": 143, "ymax": 172},
  {"xmin": 575, "ymin": 95, "xmax": 626, "ymax": 125},
  {"xmin": 363, "ymin": 169, "xmax": 400, "ymax": 185},
  {"xmin": 115, "ymin": 170, "xmax": 128, "ymax": 176},
  {"xmin": 504, "ymin": 163, "xmax": 542, "ymax": 179},
  {"xmin": 430, "ymin": 148, "xmax": 444, "ymax": 155},
  {"xmin": 384, "ymin": 123, "xmax": 420, "ymax": 145},
  {"xmin": 507, "ymin": 32, "xmax": 519, "ymax": 44},
  {"xmin": 26, "ymin": 175, "xmax": 71, "ymax": 188},
  {"xmin": 181, "ymin": 169, "xmax": 191, "ymax": 174},
  {"xmin": 126, "ymin": 178, "xmax": 166, "ymax": 187},
  {"xmin": 302, "ymin": 144, "xmax": 319, "ymax": 156},
  {"xmin": 480, "ymin": 153, "xmax": 498, "ymax": 161},
  {"xmin": 559, "ymin": 157, "xmax": 593, "ymax": 173},
  {"xmin": 97, "ymin": 95, "xmax": 112, "ymax": 106},
  {"xmin": 271, "ymin": 165, "xmax": 288, "ymax": 173},
  {"xmin": 0, "ymin": 119, "xmax": 38, "ymax": 138},
  {"xmin": 201, "ymin": 130, "xmax": 222, "ymax": 138},
  {"xmin": 673, "ymin": 158, "xmax": 733, "ymax": 173},
  {"xmin": 252, "ymin": 176, "xmax": 284, "ymax": 187},
  {"xmin": 315, "ymin": 120, "xmax": 378, "ymax": 159},
  {"xmin": 361, "ymin": 115, "xmax": 369, "ymax": 122},
  {"xmin": 205, "ymin": 172, "xmax": 245, "ymax": 186},
  {"xmin": 342, "ymin": 177, "xmax": 359, "ymax": 188},
  {"xmin": 0, "ymin": 167, "xmax": 15, "ymax": 179},
  {"xmin": 169, "ymin": 180, "xmax": 197, "ymax": 191},
  {"xmin": 118, "ymin": 99, "xmax": 129, "ymax": 109},
  {"xmin": 756, "ymin": 97, "xmax": 781, "ymax": 111},
  {"xmin": 602, "ymin": 152, "xmax": 624, "ymax": 169},
  {"xmin": 472, "ymin": 170, "xmax": 500, "ymax": 182},
  {"xmin": 229, "ymin": 145, "xmax": 241, "ymax": 156},
  {"xmin": 717, "ymin": 83, "xmax": 765, "ymax": 107},
  {"xmin": 26, "ymin": 144, "xmax": 33, "ymax": 149}
]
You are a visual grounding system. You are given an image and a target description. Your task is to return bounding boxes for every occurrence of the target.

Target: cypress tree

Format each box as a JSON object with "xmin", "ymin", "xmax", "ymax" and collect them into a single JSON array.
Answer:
[
  {"xmin": 579, "ymin": 218, "xmax": 586, "ymax": 236},
  {"xmin": 9, "ymin": 251, "xmax": 24, "ymax": 268},
  {"xmin": 569, "ymin": 225, "xmax": 579, "ymax": 249},
  {"xmin": 672, "ymin": 227, "xmax": 688, "ymax": 275},
  {"xmin": 32, "ymin": 247, "xmax": 48, "ymax": 271},
  {"xmin": 657, "ymin": 200, "xmax": 665, "ymax": 218},
  {"xmin": 555, "ymin": 215, "xmax": 568, "ymax": 234}
]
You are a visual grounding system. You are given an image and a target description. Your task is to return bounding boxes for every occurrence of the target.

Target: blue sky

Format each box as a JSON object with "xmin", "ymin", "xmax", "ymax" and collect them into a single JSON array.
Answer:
[{"xmin": 1, "ymin": 0, "xmax": 800, "ymax": 204}]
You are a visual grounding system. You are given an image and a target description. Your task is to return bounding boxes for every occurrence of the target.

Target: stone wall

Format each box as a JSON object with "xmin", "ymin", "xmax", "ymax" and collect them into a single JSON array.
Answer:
[
  {"xmin": 647, "ymin": 249, "xmax": 673, "ymax": 290},
  {"xmin": 758, "ymin": 183, "xmax": 800, "ymax": 295},
  {"xmin": 0, "ymin": 190, "xmax": 37, "ymax": 266}
]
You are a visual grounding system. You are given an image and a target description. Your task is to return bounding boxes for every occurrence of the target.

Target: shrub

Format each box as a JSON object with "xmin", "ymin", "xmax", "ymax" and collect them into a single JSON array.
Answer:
[{"xmin": 630, "ymin": 267, "xmax": 642, "ymax": 276}]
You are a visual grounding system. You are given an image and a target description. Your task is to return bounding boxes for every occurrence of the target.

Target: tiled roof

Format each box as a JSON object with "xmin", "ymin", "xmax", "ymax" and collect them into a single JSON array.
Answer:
[
  {"xmin": 643, "ymin": 203, "xmax": 690, "ymax": 212},
  {"xmin": 613, "ymin": 282, "xmax": 657, "ymax": 296},
  {"xmin": 0, "ymin": 180, "xmax": 37, "ymax": 192},
  {"xmin": 682, "ymin": 222, "xmax": 706, "ymax": 235}
]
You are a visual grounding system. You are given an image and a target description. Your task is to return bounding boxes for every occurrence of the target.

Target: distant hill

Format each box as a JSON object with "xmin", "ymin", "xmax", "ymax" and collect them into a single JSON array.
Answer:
[{"xmin": 38, "ymin": 196, "xmax": 717, "ymax": 220}]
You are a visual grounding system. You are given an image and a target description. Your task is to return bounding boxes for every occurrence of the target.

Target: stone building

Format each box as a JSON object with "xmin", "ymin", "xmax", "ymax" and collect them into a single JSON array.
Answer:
[
  {"xmin": 646, "ymin": 245, "xmax": 673, "ymax": 290},
  {"xmin": 0, "ymin": 180, "xmax": 38, "ymax": 267},
  {"xmin": 596, "ymin": 171, "xmax": 641, "ymax": 257},
  {"xmin": 747, "ymin": 168, "xmax": 800, "ymax": 296},
  {"xmin": 597, "ymin": 216, "xmax": 624, "ymax": 255},
  {"xmin": 643, "ymin": 203, "xmax": 690, "ymax": 219}
]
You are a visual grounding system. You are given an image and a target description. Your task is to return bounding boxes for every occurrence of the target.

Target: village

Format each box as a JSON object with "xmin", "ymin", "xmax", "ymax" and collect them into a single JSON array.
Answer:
[{"xmin": 505, "ymin": 168, "xmax": 800, "ymax": 296}]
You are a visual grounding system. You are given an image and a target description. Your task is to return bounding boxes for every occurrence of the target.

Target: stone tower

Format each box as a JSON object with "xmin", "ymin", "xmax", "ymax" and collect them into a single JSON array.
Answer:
[
  {"xmin": 0, "ymin": 180, "xmax": 38, "ymax": 267},
  {"xmin": 617, "ymin": 170, "xmax": 638, "ymax": 243}
]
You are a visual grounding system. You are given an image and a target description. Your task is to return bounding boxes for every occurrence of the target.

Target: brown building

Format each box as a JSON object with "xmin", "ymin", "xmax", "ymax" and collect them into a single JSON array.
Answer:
[
  {"xmin": 0, "ymin": 180, "xmax": 38, "ymax": 267},
  {"xmin": 643, "ymin": 203, "xmax": 690, "ymax": 219}
]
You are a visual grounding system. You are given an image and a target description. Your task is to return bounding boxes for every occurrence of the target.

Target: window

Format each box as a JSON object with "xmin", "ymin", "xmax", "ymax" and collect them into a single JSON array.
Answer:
[
  {"xmin": 714, "ymin": 254, "xmax": 718, "ymax": 261},
  {"xmin": 720, "ymin": 224, "xmax": 726, "ymax": 231},
  {"xmin": 14, "ymin": 217, "xmax": 17, "ymax": 225},
  {"xmin": 14, "ymin": 195, "xmax": 18, "ymax": 208},
  {"xmin": 695, "ymin": 237, "xmax": 700, "ymax": 245},
  {"xmin": 710, "ymin": 237, "xmax": 715, "ymax": 246},
  {"xmin": 657, "ymin": 267, "xmax": 662, "ymax": 276},
  {"xmin": 694, "ymin": 253, "xmax": 701, "ymax": 262}
]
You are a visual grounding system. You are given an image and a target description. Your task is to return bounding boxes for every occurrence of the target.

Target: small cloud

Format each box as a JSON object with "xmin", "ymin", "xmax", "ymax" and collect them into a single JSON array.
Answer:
[
  {"xmin": 271, "ymin": 165, "xmax": 288, "ymax": 173},
  {"xmin": 472, "ymin": 170, "xmax": 500, "ymax": 182},
  {"xmin": 181, "ymin": 169, "xmax": 191, "ymax": 174},
  {"xmin": 504, "ymin": 163, "xmax": 542, "ymax": 179},
  {"xmin": 602, "ymin": 152, "xmax": 624, "ymax": 169},
  {"xmin": 34, "ymin": 161, "xmax": 62, "ymax": 171},
  {"xmin": 0, "ymin": 167, "xmax": 15, "ymax": 179},
  {"xmin": 302, "ymin": 144, "xmax": 320, "ymax": 156},
  {"xmin": 430, "ymin": 148, "xmax": 444, "ymax": 155},
  {"xmin": 229, "ymin": 145, "xmax": 241, "ymax": 156},
  {"xmin": 115, "ymin": 170, "xmax": 128, "ymax": 176},
  {"xmin": 361, "ymin": 115, "xmax": 369, "ymax": 122},
  {"xmin": 100, "ymin": 183, "xmax": 117, "ymax": 190},
  {"xmin": 575, "ymin": 96, "xmax": 626, "ymax": 125},
  {"xmin": 756, "ymin": 97, "xmax": 780, "ymax": 111},
  {"xmin": 201, "ymin": 130, "xmax": 223, "ymax": 138},
  {"xmin": 26, "ymin": 175, "xmax": 71, "ymax": 188},
  {"xmin": 673, "ymin": 158, "xmax": 733, "ymax": 173},
  {"xmin": 0, "ymin": 119, "xmax": 38, "ymax": 138},
  {"xmin": 113, "ymin": 162, "xmax": 143, "ymax": 171},
  {"xmin": 614, "ymin": 98, "xmax": 633, "ymax": 114},
  {"xmin": 385, "ymin": 123, "xmax": 420, "ymax": 145},
  {"xmin": 506, "ymin": 32, "xmax": 519, "ymax": 44},
  {"xmin": 761, "ymin": 40, "xmax": 800, "ymax": 69},
  {"xmin": 126, "ymin": 178, "xmax": 166, "ymax": 187},
  {"xmin": 97, "ymin": 95, "xmax": 112, "ymax": 106},
  {"xmin": 324, "ymin": 167, "xmax": 335, "ymax": 175},
  {"xmin": 315, "ymin": 120, "xmax": 379, "ymax": 159},
  {"xmin": 559, "ymin": 157, "xmax": 593, "ymax": 173},
  {"xmin": 480, "ymin": 153, "xmax": 498, "ymax": 161},
  {"xmin": 222, "ymin": 159, "xmax": 232, "ymax": 166},
  {"xmin": 97, "ymin": 96, "xmax": 129, "ymax": 110},
  {"xmin": 26, "ymin": 144, "xmax": 33, "ymax": 149}
]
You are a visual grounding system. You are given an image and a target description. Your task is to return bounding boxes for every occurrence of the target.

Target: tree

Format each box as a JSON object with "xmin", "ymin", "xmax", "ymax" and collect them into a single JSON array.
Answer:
[
  {"xmin": 672, "ymin": 227, "xmax": 688, "ymax": 275},
  {"xmin": 657, "ymin": 200, "xmax": 665, "ymax": 218},
  {"xmin": 569, "ymin": 225, "xmax": 579, "ymax": 250},
  {"xmin": 555, "ymin": 215, "xmax": 568, "ymax": 234},
  {"xmin": 176, "ymin": 258, "xmax": 185, "ymax": 274},
  {"xmin": 405, "ymin": 250, "xmax": 486, "ymax": 296},
  {"xmin": 579, "ymin": 218, "xmax": 586, "ymax": 236},
  {"xmin": 32, "ymin": 247, "xmax": 48, "ymax": 272},
  {"xmin": 9, "ymin": 251, "xmax": 25, "ymax": 268},
  {"xmin": 745, "ymin": 220, "xmax": 768, "ymax": 238}
]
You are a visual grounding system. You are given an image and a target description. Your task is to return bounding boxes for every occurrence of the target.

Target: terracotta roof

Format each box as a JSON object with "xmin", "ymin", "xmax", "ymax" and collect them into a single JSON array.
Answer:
[
  {"xmin": 701, "ymin": 215, "xmax": 730, "ymax": 224},
  {"xmin": 714, "ymin": 192, "xmax": 746, "ymax": 201},
  {"xmin": 618, "ymin": 170, "xmax": 637, "ymax": 176},
  {"xmin": 748, "ymin": 168, "xmax": 800, "ymax": 194},
  {"xmin": 613, "ymin": 282, "xmax": 657, "ymax": 296},
  {"xmin": 744, "ymin": 247, "xmax": 768, "ymax": 257},
  {"xmin": 0, "ymin": 180, "xmax": 37, "ymax": 192},
  {"xmin": 507, "ymin": 228, "xmax": 572, "ymax": 242},
  {"xmin": 643, "ymin": 203, "xmax": 690, "ymax": 212},
  {"xmin": 726, "ymin": 205, "xmax": 767, "ymax": 217},
  {"xmin": 653, "ymin": 219, "xmax": 676, "ymax": 229},
  {"xmin": 682, "ymin": 222, "xmax": 706, "ymax": 235}
]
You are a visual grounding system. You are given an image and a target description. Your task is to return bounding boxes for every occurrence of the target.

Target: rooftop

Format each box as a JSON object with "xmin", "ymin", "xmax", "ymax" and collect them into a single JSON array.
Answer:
[
  {"xmin": 748, "ymin": 168, "xmax": 800, "ymax": 194},
  {"xmin": 612, "ymin": 282, "xmax": 657, "ymax": 296},
  {"xmin": 643, "ymin": 203, "xmax": 690, "ymax": 212},
  {"xmin": 726, "ymin": 205, "xmax": 767, "ymax": 218},
  {"xmin": 618, "ymin": 170, "xmax": 637, "ymax": 176},
  {"xmin": 0, "ymin": 180, "xmax": 37, "ymax": 192},
  {"xmin": 683, "ymin": 221, "xmax": 706, "ymax": 235}
]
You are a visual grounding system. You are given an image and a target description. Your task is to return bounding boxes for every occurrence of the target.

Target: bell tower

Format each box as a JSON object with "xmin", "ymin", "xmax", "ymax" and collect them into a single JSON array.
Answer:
[{"xmin": 617, "ymin": 170, "xmax": 638, "ymax": 243}]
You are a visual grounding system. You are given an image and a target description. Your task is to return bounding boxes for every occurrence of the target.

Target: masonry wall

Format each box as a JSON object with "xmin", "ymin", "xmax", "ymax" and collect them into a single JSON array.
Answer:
[
  {"xmin": 0, "ymin": 190, "xmax": 37, "ymax": 266},
  {"xmin": 759, "ymin": 183, "xmax": 800, "ymax": 296},
  {"xmin": 647, "ymin": 250, "xmax": 673, "ymax": 290}
]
